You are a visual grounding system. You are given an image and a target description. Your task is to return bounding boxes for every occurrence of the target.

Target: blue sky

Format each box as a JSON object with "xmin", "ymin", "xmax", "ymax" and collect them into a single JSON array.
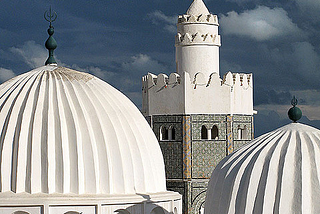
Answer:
[{"xmin": 1, "ymin": 0, "xmax": 320, "ymax": 136}]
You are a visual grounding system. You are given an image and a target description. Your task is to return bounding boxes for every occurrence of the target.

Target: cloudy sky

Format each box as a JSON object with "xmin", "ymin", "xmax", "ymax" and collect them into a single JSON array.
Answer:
[{"xmin": 1, "ymin": 0, "xmax": 320, "ymax": 136}]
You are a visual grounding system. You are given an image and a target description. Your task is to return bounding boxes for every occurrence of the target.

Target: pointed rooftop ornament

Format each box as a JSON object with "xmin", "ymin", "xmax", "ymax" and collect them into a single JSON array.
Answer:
[
  {"xmin": 44, "ymin": 7, "xmax": 58, "ymax": 65},
  {"xmin": 288, "ymin": 96, "xmax": 302, "ymax": 122},
  {"xmin": 186, "ymin": 0, "xmax": 210, "ymax": 15}
]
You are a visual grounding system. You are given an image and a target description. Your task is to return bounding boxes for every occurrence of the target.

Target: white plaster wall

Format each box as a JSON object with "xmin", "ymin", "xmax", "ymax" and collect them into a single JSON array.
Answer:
[
  {"xmin": 0, "ymin": 192, "xmax": 182, "ymax": 214},
  {"xmin": 176, "ymin": 46, "xmax": 219, "ymax": 80},
  {"xmin": 143, "ymin": 73, "xmax": 185, "ymax": 115},
  {"xmin": 177, "ymin": 23, "xmax": 218, "ymax": 35},
  {"xmin": 143, "ymin": 71, "xmax": 253, "ymax": 115}
]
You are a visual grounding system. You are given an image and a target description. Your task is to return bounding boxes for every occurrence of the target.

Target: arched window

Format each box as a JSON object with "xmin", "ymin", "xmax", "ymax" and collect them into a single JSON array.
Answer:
[
  {"xmin": 151, "ymin": 207, "xmax": 165, "ymax": 214},
  {"xmin": 237, "ymin": 125, "xmax": 242, "ymax": 140},
  {"xmin": 168, "ymin": 126, "xmax": 176, "ymax": 140},
  {"xmin": 160, "ymin": 126, "xmax": 168, "ymax": 140},
  {"xmin": 13, "ymin": 212, "xmax": 30, "ymax": 214},
  {"xmin": 243, "ymin": 125, "xmax": 248, "ymax": 139},
  {"xmin": 211, "ymin": 125, "xmax": 218, "ymax": 140},
  {"xmin": 237, "ymin": 125, "xmax": 248, "ymax": 140},
  {"xmin": 64, "ymin": 212, "xmax": 81, "ymax": 214},
  {"xmin": 201, "ymin": 125, "xmax": 208, "ymax": 139}
]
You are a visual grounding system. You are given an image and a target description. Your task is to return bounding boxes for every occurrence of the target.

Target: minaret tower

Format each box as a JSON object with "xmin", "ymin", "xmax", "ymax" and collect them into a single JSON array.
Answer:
[
  {"xmin": 176, "ymin": 0, "xmax": 220, "ymax": 79},
  {"xmin": 142, "ymin": 0, "xmax": 255, "ymax": 213}
]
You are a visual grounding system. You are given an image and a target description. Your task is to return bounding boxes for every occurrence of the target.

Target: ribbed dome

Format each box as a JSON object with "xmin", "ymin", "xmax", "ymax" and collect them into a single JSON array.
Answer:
[
  {"xmin": 205, "ymin": 123, "xmax": 320, "ymax": 214},
  {"xmin": 0, "ymin": 65, "xmax": 166, "ymax": 195}
]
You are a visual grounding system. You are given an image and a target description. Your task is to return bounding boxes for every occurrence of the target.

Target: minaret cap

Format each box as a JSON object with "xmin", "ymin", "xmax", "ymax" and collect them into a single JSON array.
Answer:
[
  {"xmin": 186, "ymin": 0, "xmax": 210, "ymax": 15},
  {"xmin": 288, "ymin": 96, "xmax": 302, "ymax": 122},
  {"xmin": 44, "ymin": 7, "xmax": 58, "ymax": 65}
]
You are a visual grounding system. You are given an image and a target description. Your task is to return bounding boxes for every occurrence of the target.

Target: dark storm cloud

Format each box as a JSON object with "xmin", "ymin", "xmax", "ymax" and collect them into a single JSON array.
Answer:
[
  {"xmin": 1, "ymin": 0, "xmax": 320, "ymax": 135},
  {"xmin": 254, "ymin": 88, "xmax": 292, "ymax": 105}
]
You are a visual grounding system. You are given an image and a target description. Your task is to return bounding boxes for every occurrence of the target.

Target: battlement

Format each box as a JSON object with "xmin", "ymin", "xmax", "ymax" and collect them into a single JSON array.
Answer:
[
  {"xmin": 142, "ymin": 73, "xmax": 181, "ymax": 93},
  {"xmin": 175, "ymin": 33, "xmax": 221, "ymax": 46},
  {"xmin": 142, "ymin": 71, "xmax": 253, "ymax": 116},
  {"xmin": 222, "ymin": 72, "xmax": 253, "ymax": 88},
  {"xmin": 143, "ymin": 71, "xmax": 252, "ymax": 90},
  {"xmin": 178, "ymin": 14, "xmax": 218, "ymax": 25}
]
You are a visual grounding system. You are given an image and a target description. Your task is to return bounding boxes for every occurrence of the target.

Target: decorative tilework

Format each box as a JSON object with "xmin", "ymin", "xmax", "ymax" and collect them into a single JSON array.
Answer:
[
  {"xmin": 233, "ymin": 122, "xmax": 252, "ymax": 141},
  {"xmin": 192, "ymin": 141, "xmax": 226, "ymax": 178},
  {"xmin": 226, "ymin": 115, "xmax": 233, "ymax": 155},
  {"xmin": 160, "ymin": 142, "xmax": 183, "ymax": 178},
  {"xmin": 191, "ymin": 190, "xmax": 207, "ymax": 214},
  {"xmin": 153, "ymin": 122, "xmax": 183, "ymax": 141},
  {"xmin": 233, "ymin": 140, "xmax": 251, "ymax": 151},
  {"xmin": 191, "ymin": 114, "xmax": 226, "ymax": 122},
  {"xmin": 183, "ymin": 116, "xmax": 192, "ymax": 179},
  {"xmin": 153, "ymin": 115, "xmax": 183, "ymax": 123},
  {"xmin": 148, "ymin": 114, "xmax": 254, "ymax": 214},
  {"xmin": 233, "ymin": 115, "xmax": 252, "ymax": 122},
  {"xmin": 191, "ymin": 122, "xmax": 226, "ymax": 140}
]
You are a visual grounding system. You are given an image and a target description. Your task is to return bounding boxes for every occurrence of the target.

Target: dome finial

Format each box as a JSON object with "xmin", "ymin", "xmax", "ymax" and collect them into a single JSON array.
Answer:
[
  {"xmin": 44, "ymin": 7, "xmax": 58, "ymax": 65},
  {"xmin": 288, "ymin": 96, "xmax": 302, "ymax": 122}
]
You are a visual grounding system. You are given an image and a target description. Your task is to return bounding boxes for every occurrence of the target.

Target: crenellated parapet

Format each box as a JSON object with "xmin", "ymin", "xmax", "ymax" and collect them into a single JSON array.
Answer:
[
  {"xmin": 142, "ymin": 73, "xmax": 181, "ymax": 92},
  {"xmin": 178, "ymin": 14, "xmax": 218, "ymax": 25},
  {"xmin": 142, "ymin": 71, "xmax": 253, "ymax": 116},
  {"xmin": 222, "ymin": 72, "xmax": 253, "ymax": 89},
  {"xmin": 175, "ymin": 33, "xmax": 221, "ymax": 46},
  {"xmin": 143, "ymin": 72, "xmax": 252, "ymax": 92}
]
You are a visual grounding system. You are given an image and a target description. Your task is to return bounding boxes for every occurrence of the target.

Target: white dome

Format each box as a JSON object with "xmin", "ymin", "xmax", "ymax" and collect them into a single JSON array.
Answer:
[
  {"xmin": 0, "ymin": 65, "xmax": 166, "ymax": 195},
  {"xmin": 205, "ymin": 123, "xmax": 320, "ymax": 214}
]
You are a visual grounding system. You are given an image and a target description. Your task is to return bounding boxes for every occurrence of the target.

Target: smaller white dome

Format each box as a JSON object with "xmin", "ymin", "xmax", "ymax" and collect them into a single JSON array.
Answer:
[
  {"xmin": 205, "ymin": 123, "xmax": 320, "ymax": 214},
  {"xmin": 187, "ymin": 0, "xmax": 210, "ymax": 15}
]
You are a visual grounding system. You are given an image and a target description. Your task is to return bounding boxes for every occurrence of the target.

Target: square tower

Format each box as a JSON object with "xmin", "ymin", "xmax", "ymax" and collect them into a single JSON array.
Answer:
[{"xmin": 142, "ymin": 0, "xmax": 255, "ymax": 213}]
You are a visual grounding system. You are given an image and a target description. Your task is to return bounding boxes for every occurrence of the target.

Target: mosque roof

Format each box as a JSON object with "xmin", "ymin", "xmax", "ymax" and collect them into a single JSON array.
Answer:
[
  {"xmin": 186, "ymin": 0, "xmax": 210, "ymax": 15},
  {"xmin": 0, "ymin": 65, "xmax": 166, "ymax": 195},
  {"xmin": 205, "ymin": 122, "xmax": 320, "ymax": 213}
]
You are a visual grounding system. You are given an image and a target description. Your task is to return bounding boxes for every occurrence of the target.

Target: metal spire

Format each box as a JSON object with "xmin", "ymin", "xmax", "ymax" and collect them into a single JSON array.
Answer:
[
  {"xmin": 288, "ymin": 96, "xmax": 302, "ymax": 122},
  {"xmin": 44, "ymin": 7, "xmax": 58, "ymax": 65}
]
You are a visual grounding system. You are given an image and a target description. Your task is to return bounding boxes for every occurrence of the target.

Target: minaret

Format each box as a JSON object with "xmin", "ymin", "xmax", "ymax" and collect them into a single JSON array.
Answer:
[
  {"xmin": 142, "ymin": 1, "xmax": 255, "ymax": 213},
  {"xmin": 176, "ymin": 0, "xmax": 220, "ymax": 80}
]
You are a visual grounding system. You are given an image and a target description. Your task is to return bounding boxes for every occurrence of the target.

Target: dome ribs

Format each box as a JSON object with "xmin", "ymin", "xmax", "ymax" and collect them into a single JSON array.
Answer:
[
  {"xmin": 47, "ymin": 71, "xmax": 63, "ymax": 193},
  {"xmin": 228, "ymin": 132, "xmax": 282, "ymax": 213},
  {"xmin": 80, "ymin": 80, "xmax": 111, "ymax": 194},
  {"xmin": 65, "ymin": 74, "xmax": 100, "ymax": 194},
  {"xmin": 0, "ymin": 65, "xmax": 167, "ymax": 195},
  {"xmin": 30, "ymin": 71, "xmax": 48, "ymax": 193},
  {"xmin": 206, "ymin": 124, "xmax": 320, "ymax": 213},
  {"xmin": 55, "ymin": 71, "xmax": 79, "ymax": 194},
  {"xmin": 0, "ymin": 71, "xmax": 40, "ymax": 193},
  {"xmin": 94, "ymin": 81, "xmax": 132, "ymax": 194},
  {"xmin": 58, "ymin": 71, "xmax": 91, "ymax": 194},
  {"xmin": 301, "ymin": 133, "xmax": 320, "ymax": 213},
  {"xmin": 105, "ymin": 81, "xmax": 148, "ymax": 193},
  {"xmin": 308, "ymin": 134, "xmax": 320, "ymax": 213},
  {"xmin": 12, "ymin": 72, "xmax": 40, "ymax": 193}
]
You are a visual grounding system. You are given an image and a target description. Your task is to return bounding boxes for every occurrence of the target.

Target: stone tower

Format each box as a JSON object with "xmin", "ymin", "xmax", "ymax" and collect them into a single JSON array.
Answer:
[{"xmin": 142, "ymin": 0, "xmax": 255, "ymax": 213}]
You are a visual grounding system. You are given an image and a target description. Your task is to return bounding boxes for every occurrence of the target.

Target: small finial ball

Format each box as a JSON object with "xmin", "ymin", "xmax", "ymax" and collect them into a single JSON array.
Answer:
[
  {"xmin": 288, "ymin": 96, "xmax": 302, "ymax": 122},
  {"xmin": 47, "ymin": 27, "xmax": 54, "ymax": 36}
]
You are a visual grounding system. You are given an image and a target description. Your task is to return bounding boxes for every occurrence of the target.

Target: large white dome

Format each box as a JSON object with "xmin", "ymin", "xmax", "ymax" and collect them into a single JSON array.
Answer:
[
  {"xmin": 0, "ymin": 65, "xmax": 166, "ymax": 195},
  {"xmin": 205, "ymin": 123, "xmax": 320, "ymax": 214}
]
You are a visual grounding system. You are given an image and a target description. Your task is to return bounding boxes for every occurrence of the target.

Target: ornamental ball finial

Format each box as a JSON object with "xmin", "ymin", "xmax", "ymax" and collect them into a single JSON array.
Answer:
[
  {"xmin": 44, "ymin": 7, "xmax": 58, "ymax": 65},
  {"xmin": 288, "ymin": 96, "xmax": 302, "ymax": 122}
]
